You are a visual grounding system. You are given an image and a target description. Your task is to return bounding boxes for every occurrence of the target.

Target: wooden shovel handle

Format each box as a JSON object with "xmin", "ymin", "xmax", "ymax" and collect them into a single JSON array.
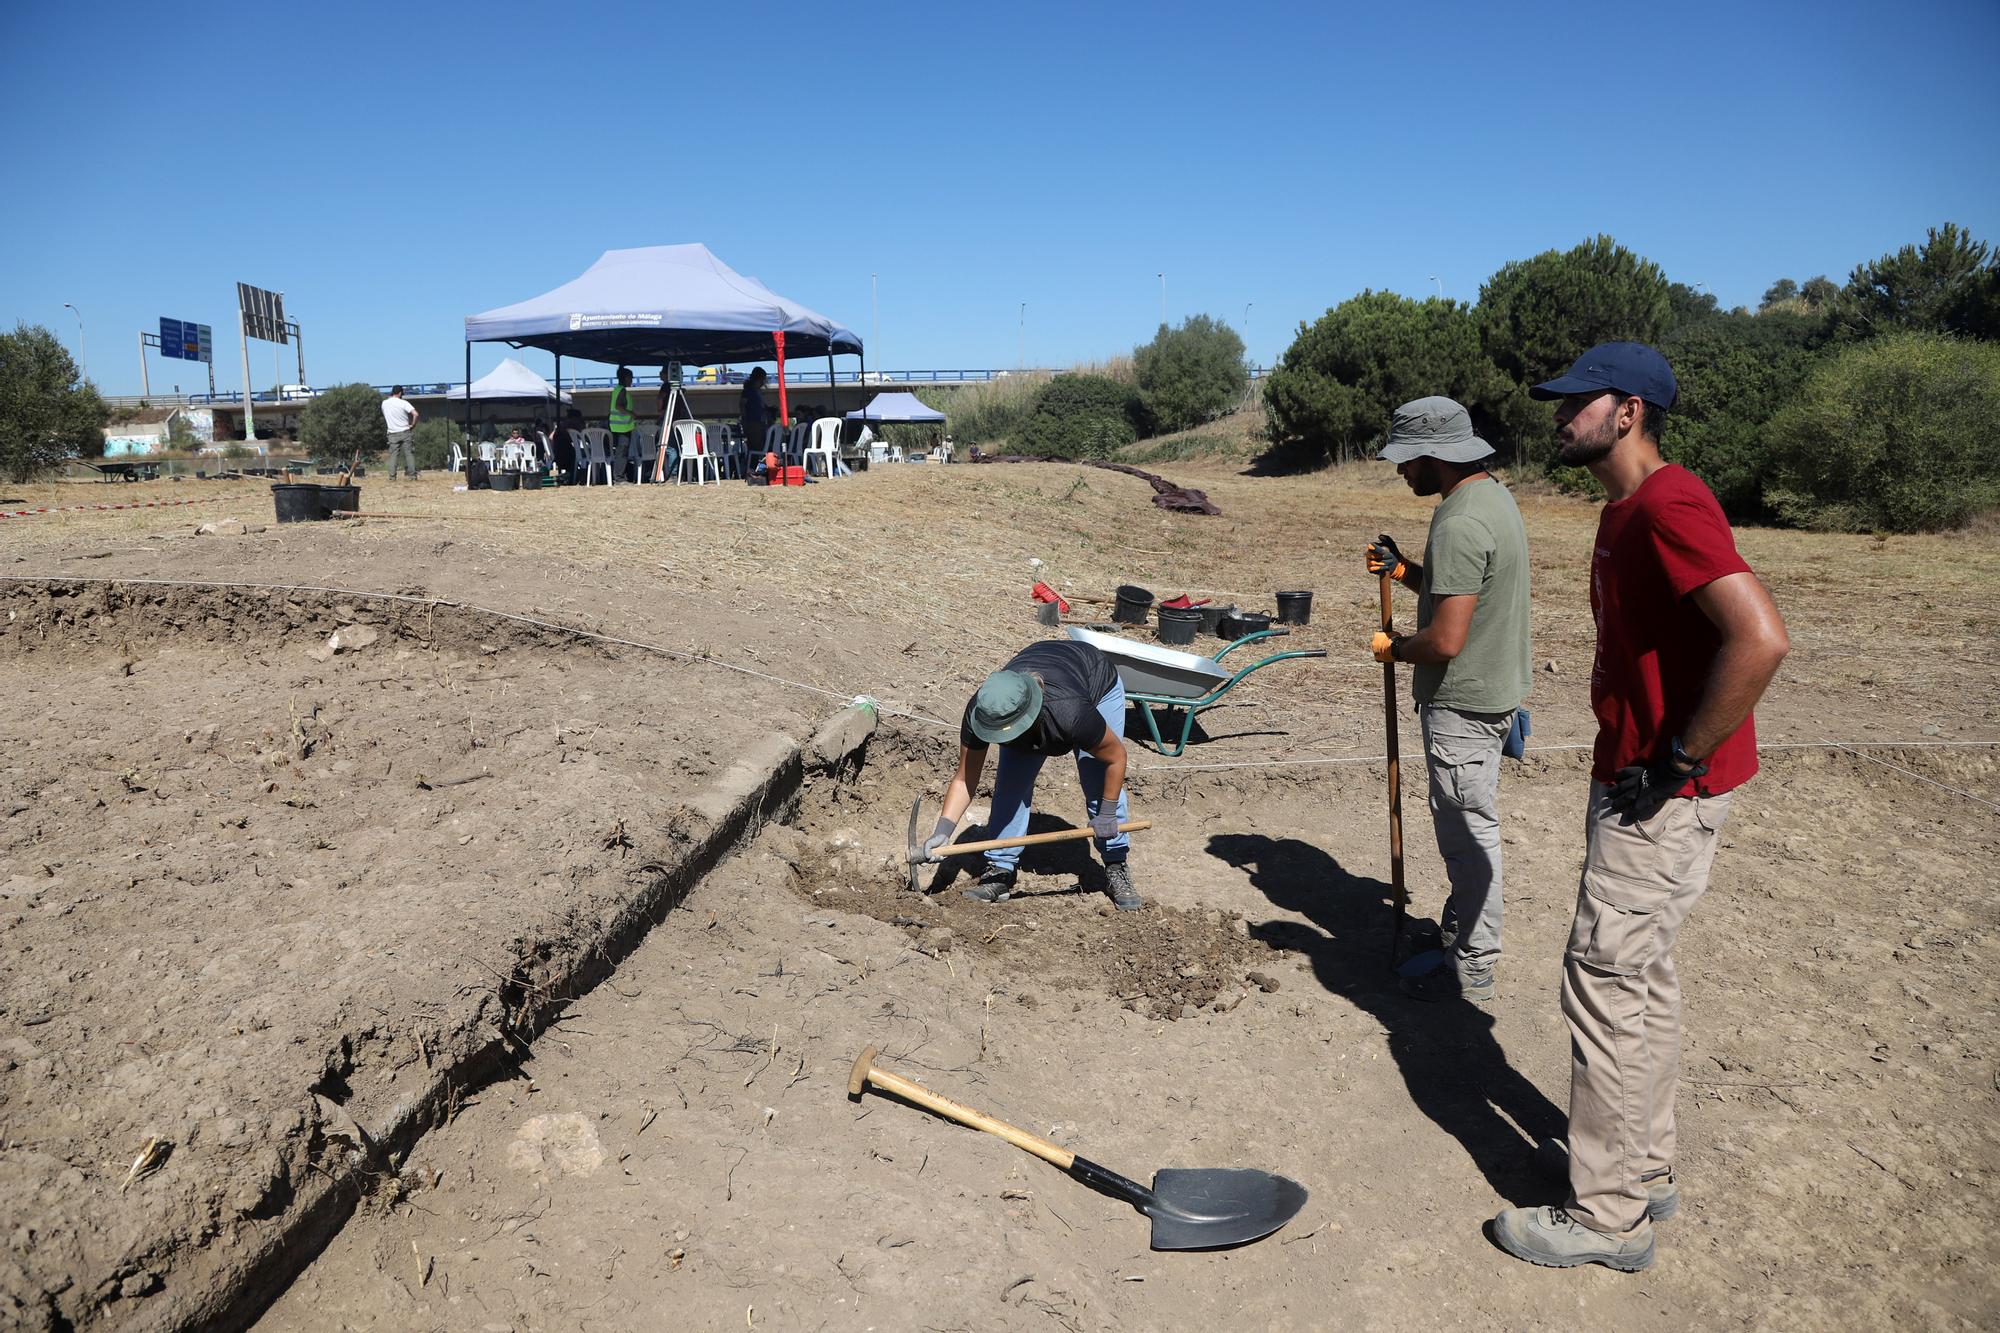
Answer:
[
  {"xmin": 939, "ymin": 819, "xmax": 1151, "ymax": 860},
  {"xmin": 848, "ymin": 1046, "xmax": 1076, "ymax": 1170}
]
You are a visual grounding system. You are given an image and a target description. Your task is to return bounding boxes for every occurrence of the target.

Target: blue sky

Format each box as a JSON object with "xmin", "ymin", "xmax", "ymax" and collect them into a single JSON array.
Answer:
[{"xmin": 4, "ymin": 0, "xmax": 1996, "ymax": 396}]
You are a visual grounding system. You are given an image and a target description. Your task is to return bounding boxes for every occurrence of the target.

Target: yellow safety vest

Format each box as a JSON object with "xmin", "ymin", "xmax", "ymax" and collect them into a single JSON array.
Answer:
[{"xmin": 609, "ymin": 386, "xmax": 635, "ymax": 433}]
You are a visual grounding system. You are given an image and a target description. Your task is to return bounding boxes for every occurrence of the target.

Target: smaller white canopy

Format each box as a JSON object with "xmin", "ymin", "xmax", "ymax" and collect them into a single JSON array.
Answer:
[
  {"xmin": 445, "ymin": 357, "xmax": 571, "ymax": 402},
  {"xmin": 846, "ymin": 391, "xmax": 945, "ymax": 422}
]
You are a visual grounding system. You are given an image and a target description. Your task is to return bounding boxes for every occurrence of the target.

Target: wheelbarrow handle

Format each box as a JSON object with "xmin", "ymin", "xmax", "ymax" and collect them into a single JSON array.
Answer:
[{"xmin": 935, "ymin": 819, "xmax": 1152, "ymax": 860}]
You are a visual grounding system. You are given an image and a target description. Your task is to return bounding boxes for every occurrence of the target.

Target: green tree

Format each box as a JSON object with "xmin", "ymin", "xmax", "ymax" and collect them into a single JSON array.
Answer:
[
  {"xmin": 1133, "ymin": 314, "xmax": 1248, "ymax": 434},
  {"xmin": 1764, "ymin": 332, "xmax": 2000, "ymax": 531},
  {"xmin": 1800, "ymin": 275, "xmax": 1839, "ymax": 309},
  {"xmin": 298, "ymin": 382, "xmax": 387, "ymax": 468},
  {"xmin": 0, "ymin": 322, "xmax": 107, "ymax": 481},
  {"xmin": 410, "ymin": 417, "xmax": 466, "ymax": 471},
  {"xmin": 1831, "ymin": 222, "xmax": 1995, "ymax": 339},
  {"xmin": 1014, "ymin": 373, "xmax": 1142, "ymax": 458},
  {"xmin": 1665, "ymin": 282, "xmax": 1721, "ymax": 334},
  {"xmin": 1264, "ymin": 292, "xmax": 1511, "ymax": 467},
  {"xmin": 1760, "ymin": 278, "xmax": 1799, "ymax": 309},
  {"xmin": 1657, "ymin": 310, "xmax": 1821, "ymax": 520},
  {"xmin": 1477, "ymin": 234, "xmax": 1675, "ymax": 394}
]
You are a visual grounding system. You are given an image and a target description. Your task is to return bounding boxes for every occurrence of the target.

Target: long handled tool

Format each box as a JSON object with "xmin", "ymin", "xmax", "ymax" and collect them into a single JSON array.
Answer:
[
  {"xmin": 1381, "ymin": 568, "xmax": 1407, "ymax": 962},
  {"xmin": 848, "ymin": 1046, "xmax": 1307, "ymax": 1250},
  {"xmin": 905, "ymin": 797, "xmax": 1150, "ymax": 893}
]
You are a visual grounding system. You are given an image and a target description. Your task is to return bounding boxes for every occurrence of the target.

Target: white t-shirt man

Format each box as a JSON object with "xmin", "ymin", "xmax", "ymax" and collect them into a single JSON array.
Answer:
[{"xmin": 382, "ymin": 394, "xmax": 418, "ymax": 433}]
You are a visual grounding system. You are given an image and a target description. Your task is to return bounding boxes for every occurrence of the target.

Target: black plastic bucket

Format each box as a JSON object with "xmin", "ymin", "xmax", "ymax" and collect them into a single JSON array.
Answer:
[
  {"xmin": 489, "ymin": 471, "xmax": 520, "ymax": 492},
  {"xmin": 519, "ymin": 471, "xmax": 543, "ymax": 490},
  {"xmin": 1157, "ymin": 603, "xmax": 1201, "ymax": 646},
  {"xmin": 1112, "ymin": 583, "xmax": 1154, "ymax": 624},
  {"xmin": 271, "ymin": 483, "xmax": 323, "ymax": 524},
  {"xmin": 318, "ymin": 484, "xmax": 359, "ymax": 518},
  {"xmin": 1275, "ymin": 590, "xmax": 1314, "ymax": 625},
  {"xmin": 1196, "ymin": 603, "xmax": 1228, "ymax": 636}
]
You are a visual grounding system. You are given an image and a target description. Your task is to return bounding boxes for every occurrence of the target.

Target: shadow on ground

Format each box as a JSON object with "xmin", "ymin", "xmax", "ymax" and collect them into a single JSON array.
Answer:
[{"xmin": 1207, "ymin": 832, "xmax": 1564, "ymax": 1203}]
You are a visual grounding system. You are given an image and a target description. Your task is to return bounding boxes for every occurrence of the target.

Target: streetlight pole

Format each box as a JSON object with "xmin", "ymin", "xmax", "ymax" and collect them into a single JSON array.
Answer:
[
  {"xmin": 1157, "ymin": 273, "xmax": 1166, "ymax": 329},
  {"xmin": 62, "ymin": 303, "xmax": 87, "ymax": 383},
  {"xmin": 1428, "ymin": 275, "xmax": 1445, "ymax": 300},
  {"xmin": 1243, "ymin": 302, "xmax": 1253, "ymax": 370},
  {"xmin": 1018, "ymin": 303, "xmax": 1026, "ymax": 369},
  {"xmin": 870, "ymin": 273, "xmax": 878, "ymax": 376}
]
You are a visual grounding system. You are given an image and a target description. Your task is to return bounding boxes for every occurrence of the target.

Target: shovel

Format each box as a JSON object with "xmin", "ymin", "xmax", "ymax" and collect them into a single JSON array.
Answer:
[
  {"xmin": 905, "ymin": 797, "xmax": 1150, "ymax": 893},
  {"xmin": 847, "ymin": 1046, "xmax": 1307, "ymax": 1250}
]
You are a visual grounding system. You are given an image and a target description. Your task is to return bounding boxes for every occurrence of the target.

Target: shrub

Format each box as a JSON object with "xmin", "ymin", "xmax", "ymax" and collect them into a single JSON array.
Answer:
[
  {"xmin": 410, "ymin": 417, "xmax": 465, "ymax": 471},
  {"xmin": 1655, "ymin": 310, "xmax": 1821, "ymax": 520},
  {"xmin": 1264, "ymin": 291, "xmax": 1511, "ymax": 467},
  {"xmin": 934, "ymin": 373, "xmax": 1046, "ymax": 447},
  {"xmin": 1014, "ymin": 374, "xmax": 1142, "ymax": 458},
  {"xmin": 298, "ymin": 382, "xmax": 387, "ymax": 467},
  {"xmin": 1133, "ymin": 315, "xmax": 1248, "ymax": 434},
  {"xmin": 1764, "ymin": 333, "xmax": 2000, "ymax": 531}
]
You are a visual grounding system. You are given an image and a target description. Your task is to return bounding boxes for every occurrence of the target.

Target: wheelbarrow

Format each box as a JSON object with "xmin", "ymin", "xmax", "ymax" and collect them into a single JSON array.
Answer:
[{"xmin": 1065, "ymin": 626, "xmax": 1328, "ymax": 757}]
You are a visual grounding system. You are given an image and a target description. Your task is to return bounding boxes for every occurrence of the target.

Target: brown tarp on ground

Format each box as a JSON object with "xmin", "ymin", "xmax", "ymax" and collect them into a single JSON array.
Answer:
[{"xmin": 966, "ymin": 451, "xmax": 1221, "ymax": 516}]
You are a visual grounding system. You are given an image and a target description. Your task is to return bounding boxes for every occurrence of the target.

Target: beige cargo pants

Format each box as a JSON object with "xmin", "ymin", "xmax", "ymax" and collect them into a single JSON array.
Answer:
[{"xmin": 1562, "ymin": 780, "xmax": 1733, "ymax": 1234}]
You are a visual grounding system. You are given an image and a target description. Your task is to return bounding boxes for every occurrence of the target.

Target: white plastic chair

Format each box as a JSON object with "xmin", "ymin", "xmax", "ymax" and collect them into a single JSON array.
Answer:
[
  {"xmin": 785, "ymin": 422, "xmax": 810, "ymax": 466},
  {"xmin": 674, "ymin": 421, "xmax": 717, "ymax": 485},
  {"xmin": 805, "ymin": 418, "xmax": 842, "ymax": 477},
  {"xmin": 477, "ymin": 439, "xmax": 496, "ymax": 464},
  {"xmin": 449, "ymin": 442, "xmax": 464, "ymax": 473},
  {"xmin": 636, "ymin": 423, "xmax": 660, "ymax": 482},
  {"xmin": 763, "ymin": 423, "xmax": 788, "ymax": 465},
  {"xmin": 580, "ymin": 429, "xmax": 614, "ymax": 486},
  {"xmin": 711, "ymin": 423, "xmax": 748, "ymax": 479}
]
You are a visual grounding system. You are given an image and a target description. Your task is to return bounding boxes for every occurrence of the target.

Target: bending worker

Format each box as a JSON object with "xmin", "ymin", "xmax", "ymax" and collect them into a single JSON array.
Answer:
[
  {"xmin": 927, "ymin": 638, "xmax": 1140, "ymax": 911},
  {"xmin": 1367, "ymin": 396, "xmax": 1532, "ymax": 1003}
]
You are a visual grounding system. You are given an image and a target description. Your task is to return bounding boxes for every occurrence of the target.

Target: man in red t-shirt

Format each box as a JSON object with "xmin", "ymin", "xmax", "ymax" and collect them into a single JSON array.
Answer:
[{"xmin": 1490, "ymin": 342, "xmax": 1789, "ymax": 1274}]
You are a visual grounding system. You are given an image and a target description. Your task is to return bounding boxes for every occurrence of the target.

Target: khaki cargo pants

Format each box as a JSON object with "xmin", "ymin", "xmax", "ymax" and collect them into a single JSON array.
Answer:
[
  {"xmin": 1420, "ymin": 704, "xmax": 1513, "ymax": 972},
  {"xmin": 1563, "ymin": 781, "xmax": 1733, "ymax": 1234}
]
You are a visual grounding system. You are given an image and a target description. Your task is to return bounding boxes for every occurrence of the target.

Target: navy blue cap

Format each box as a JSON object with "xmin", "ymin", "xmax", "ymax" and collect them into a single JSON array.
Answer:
[{"xmin": 1529, "ymin": 341, "xmax": 1678, "ymax": 410}]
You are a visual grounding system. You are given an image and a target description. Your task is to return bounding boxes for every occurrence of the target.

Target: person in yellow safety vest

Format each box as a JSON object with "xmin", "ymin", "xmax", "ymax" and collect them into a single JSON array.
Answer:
[{"xmin": 608, "ymin": 365, "xmax": 638, "ymax": 481}]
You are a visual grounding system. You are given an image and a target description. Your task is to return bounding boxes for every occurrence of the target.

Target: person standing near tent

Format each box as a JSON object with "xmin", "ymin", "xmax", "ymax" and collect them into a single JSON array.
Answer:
[
  {"xmin": 927, "ymin": 639, "xmax": 1141, "ymax": 912},
  {"xmin": 549, "ymin": 410, "xmax": 580, "ymax": 484},
  {"xmin": 739, "ymin": 367, "xmax": 770, "ymax": 454},
  {"xmin": 381, "ymin": 386, "xmax": 419, "ymax": 480},
  {"xmin": 655, "ymin": 368, "xmax": 681, "ymax": 479},
  {"xmin": 608, "ymin": 366, "xmax": 638, "ymax": 481},
  {"xmin": 1489, "ymin": 342, "xmax": 1788, "ymax": 1273},
  {"xmin": 1366, "ymin": 396, "xmax": 1531, "ymax": 1005}
]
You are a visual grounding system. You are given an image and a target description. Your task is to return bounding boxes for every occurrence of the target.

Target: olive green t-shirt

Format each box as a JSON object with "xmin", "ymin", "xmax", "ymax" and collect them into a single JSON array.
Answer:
[{"xmin": 1414, "ymin": 474, "xmax": 1532, "ymax": 713}]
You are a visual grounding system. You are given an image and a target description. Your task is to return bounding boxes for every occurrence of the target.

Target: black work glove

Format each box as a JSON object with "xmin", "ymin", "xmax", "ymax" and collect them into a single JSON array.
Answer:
[
  {"xmin": 1607, "ymin": 740, "xmax": 1707, "ymax": 822},
  {"xmin": 1365, "ymin": 534, "xmax": 1407, "ymax": 581},
  {"xmin": 922, "ymin": 817, "xmax": 955, "ymax": 860},
  {"xmin": 1089, "ymin": 811, "xmax": 1122, "ymax": 841}
]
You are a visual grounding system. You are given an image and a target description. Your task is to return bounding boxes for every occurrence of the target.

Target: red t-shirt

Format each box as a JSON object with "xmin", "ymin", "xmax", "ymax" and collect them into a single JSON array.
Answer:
[{"xmin": 1589, "ymin": 465, "xmax": 1757, "ymax": 795}]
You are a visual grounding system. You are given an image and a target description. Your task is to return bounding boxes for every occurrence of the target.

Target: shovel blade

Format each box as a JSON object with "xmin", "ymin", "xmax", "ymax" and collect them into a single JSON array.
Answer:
[{"xmin": 1146, "ymin": 1167, "xmax": 1309, "ymax": 1250}]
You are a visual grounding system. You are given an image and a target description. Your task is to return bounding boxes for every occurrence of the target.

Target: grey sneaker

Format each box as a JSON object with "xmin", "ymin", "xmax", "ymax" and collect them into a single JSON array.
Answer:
[
  {"xmin": 1399, "ymin": 956, "xmax": 1494, "ymax": 1003},
  {"xmin": 1103, "ymin": 861, "xmax": 1142, "ymax": 912},
  {"xmin": 1491, "ymin": 1205, "xmax": 1654, "ymax": 1272},
  {"xmin": 1534, "ymin": 1140, "xmax": 1678, "ymax": 1222},
  {"xmin": 962, "ymin": 867, "xmax": 1015, "ymax": 904}
]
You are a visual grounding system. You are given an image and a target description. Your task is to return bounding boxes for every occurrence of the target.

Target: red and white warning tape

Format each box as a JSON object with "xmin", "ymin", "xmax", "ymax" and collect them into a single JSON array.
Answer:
[{"xmin": 0, "ymin": 495, "xmax": 246, "ymax": 521}]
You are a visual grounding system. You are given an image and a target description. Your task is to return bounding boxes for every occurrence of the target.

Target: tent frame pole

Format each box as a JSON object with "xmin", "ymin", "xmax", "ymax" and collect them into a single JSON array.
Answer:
[{"xmin": 464, "ymin": 342, "xmax": 472, "ymax": 452}]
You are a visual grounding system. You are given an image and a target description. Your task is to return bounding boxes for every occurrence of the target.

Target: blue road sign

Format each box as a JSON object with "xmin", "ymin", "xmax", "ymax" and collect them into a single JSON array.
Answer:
[{"xmin": 159, "ymin": 317, "xmax": 184, "ymax": 359}]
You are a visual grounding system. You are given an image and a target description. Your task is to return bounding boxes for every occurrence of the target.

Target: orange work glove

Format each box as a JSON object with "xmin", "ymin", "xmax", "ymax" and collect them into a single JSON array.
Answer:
[
  {"xmin": 1365, "ymin": 534, "xmax": 1407, "ymax": 581},
  {"xmin": 1370, "ymin": 631, "xmax": 1404, "ymax": 664}
]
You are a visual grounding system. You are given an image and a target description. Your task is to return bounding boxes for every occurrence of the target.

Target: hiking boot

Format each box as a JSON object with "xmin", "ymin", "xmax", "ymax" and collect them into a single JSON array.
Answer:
[
  {"xmin": 1491, "ymin": 1205, "xmax": 1654, "ymax": 1272},
  {"xmin": 1103, "ymin": 861, "xmax": 1142, "ymax": 912},
  {"xmin": 1399, "ymin": 955, "xmax": 1494, "ymax": 1003},
  {"xmin": 962, "ymin": 867, "xmax": 1015, "ymax": 904},
  {"xmin": 1533, "ymin": 1140, "xmax": 1679, "ymax": 1222}
]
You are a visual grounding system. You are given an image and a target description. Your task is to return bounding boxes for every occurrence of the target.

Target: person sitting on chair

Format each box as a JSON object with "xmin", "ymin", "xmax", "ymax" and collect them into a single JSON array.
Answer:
[{"xmin": 928, "ymin": 639, "xmax": 1141, "ymax": 911}]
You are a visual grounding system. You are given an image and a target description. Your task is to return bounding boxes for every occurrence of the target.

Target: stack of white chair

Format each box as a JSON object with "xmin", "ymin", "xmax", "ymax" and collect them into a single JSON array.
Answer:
[
  {"xmin": 674, "ymin": 421, "xmax": 717, "ymax": 485},
  {"xmin": 580, "ymin": 429, "xmax": 614, "ymax": 486},
  {"xmin": 635, "ymin": 423, "xmax": 660, "ymax": 482},
  {"xmin": 449, "ymin": 442, "xmax": 465, "ymax": 473}
]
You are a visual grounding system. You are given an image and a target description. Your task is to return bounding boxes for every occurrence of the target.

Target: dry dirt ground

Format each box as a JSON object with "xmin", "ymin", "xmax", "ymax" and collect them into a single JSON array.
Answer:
[{"xmin": 3, "ymin": 461, "xmax": 1998, "ymax": 1331}]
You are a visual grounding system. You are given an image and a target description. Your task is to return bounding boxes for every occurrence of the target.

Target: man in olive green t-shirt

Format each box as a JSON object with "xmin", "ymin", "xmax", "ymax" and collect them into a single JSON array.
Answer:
[{"xmin": 1366, "ymin": 396, "xmax": 1532, "ymax": 1002}]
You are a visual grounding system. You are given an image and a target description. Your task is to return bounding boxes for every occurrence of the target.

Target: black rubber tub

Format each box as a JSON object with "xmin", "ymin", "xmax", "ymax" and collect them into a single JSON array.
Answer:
[
  {"xmin": 1196, "ymin": 603, "xmax": 1229, "ymax": 636},
  {"xmin": 271, "ymin": 483, "xmax": 325, "ymax": 524},
  {"xmin": 489, "ymin": 471, "xmax": 520, "ymax": 492},
  {"xmin": 1112, "ymin": 584, "xmax": 1154, "ymax": 624},
  {"xmin": 1275, "ymin": 590, "xmax": 1314, "ymax": 625},
  {"xmin": 1156, "ymin": 603, "xmax": 1202, "ymax": 646},
  {"xmin": 1218, "ymin": 609, "xmax": 1273, "ymax": 640},
  {"xmin": 318, "ymin": 484, "xmax": 359, "ymax": 517}
]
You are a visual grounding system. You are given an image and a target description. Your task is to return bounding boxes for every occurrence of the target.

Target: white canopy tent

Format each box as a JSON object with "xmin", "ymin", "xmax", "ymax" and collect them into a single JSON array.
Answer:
[{"xmin": 444, "ymin": 357, "xmax": 572, "ymax": 403}]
